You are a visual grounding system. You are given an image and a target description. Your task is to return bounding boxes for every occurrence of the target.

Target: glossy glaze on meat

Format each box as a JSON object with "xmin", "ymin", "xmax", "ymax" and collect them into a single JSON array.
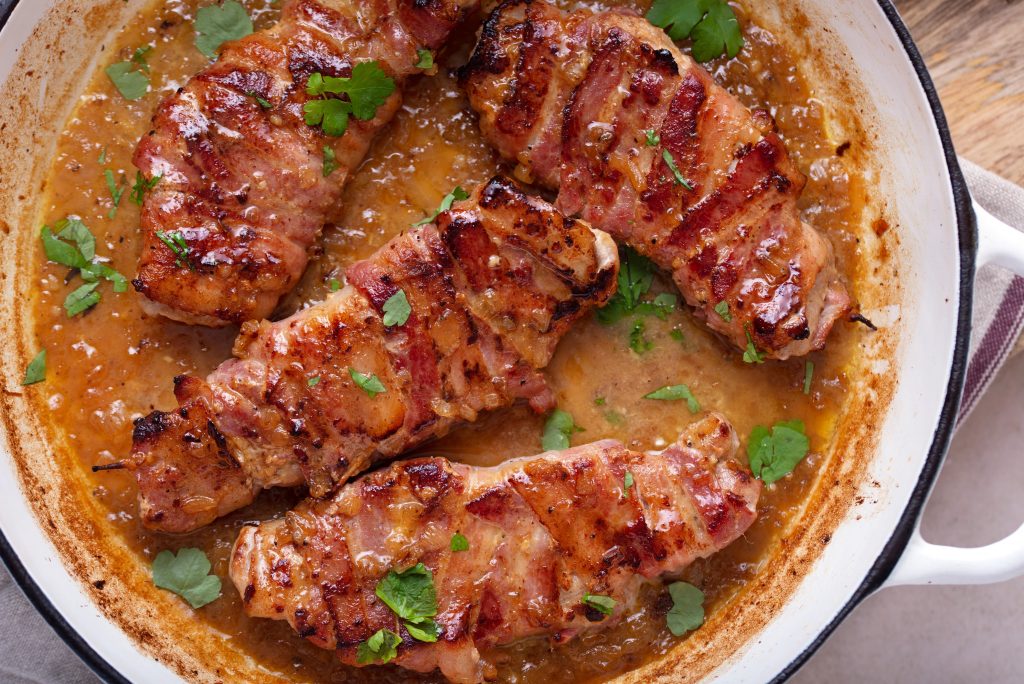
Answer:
[
  {"xmin": 132, "ymin": 0, "xmax": 480, "ymax": 326},
  {"xmin": 230, "ymin": 413, "xmax": 760, "ymax": 683},
  {"xmin": 460, "ymin": 0, "xmax": 852, "ymax": 359},
  {"xmin": 126, "ymin": 177, "xmax": 618, "ymax": 533}
]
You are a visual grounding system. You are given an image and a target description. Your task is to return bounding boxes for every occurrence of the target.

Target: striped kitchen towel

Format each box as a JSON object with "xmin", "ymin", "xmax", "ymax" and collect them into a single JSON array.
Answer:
[{"xmin": 958, "ymin": 159, "xmax": 1024, "ymax": 424}]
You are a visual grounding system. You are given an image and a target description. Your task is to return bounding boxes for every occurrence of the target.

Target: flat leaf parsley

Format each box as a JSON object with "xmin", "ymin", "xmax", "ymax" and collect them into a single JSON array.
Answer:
[
  {"xmin": 747, "ymin": 420, "xmax": 810, "ymax": 484},
  {"xmin": 413, "ymin": 185, "xmax": 469, "ymax": 227},
  {"xmin": 194, "ymin": 1, "xmax": 253, "ymax": 59},
  {"xmin": 357, "ymin": 628, "xmax": 401, "ymax": 664},
  {"xmin": 152, "ymin": 547, "xmax": 221, "ymax": 609},
  {"xmin": 645, "ymin": 384, "xmax": 700, "ymax": 413},
  {"xmin": 542, "ymin": 409, "xmax": 583, "ymax": 451},
  {"xmin": 647, "ymin": 0, "xmax": 744, "ymax": 62},
  {"xmin": 375, "ymin": 563, "xmax": 441, "ymax": 643},
  {"xmin": 105, "ymin": 46, "xmax": 153, "ymax": 100},
  {"xmin": 304, "ymin": 63, "xmax": 396, "ymax": 137},
  {"xmin": 666, "ymin": 581, "xmax": 705, "ymax": 635},
  {"xmin": 40, "ymin": 218, "xmax": 128, "ymax": 317}
]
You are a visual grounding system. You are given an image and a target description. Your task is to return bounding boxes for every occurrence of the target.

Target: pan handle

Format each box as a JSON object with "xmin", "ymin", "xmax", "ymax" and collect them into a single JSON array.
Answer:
[{"xmin": 883, "ymin": 201, "xmax": 1024, "ymax": 587}]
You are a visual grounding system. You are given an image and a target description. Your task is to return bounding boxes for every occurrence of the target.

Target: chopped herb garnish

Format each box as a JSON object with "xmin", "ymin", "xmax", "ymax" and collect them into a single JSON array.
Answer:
[
  {"xmin": 307, "ymin": 376, "xmax": 321, "ymax": 387},
  {"xmin": 329, "ymin": 278, "xmax": 341, "ymax": 292},
  {"xmin": 644, "ymin": 129, "xmax": 661, "ymax": 147},
  {"xmin": 413, "ymin": 185, "xmax": 469, "ymax": 227},
  {"xmin": 104, "ymin": 170, "xmax": 125, "ymax": 219},
  {"xmin": 356, "ymin": 628, "xmax": 401, "ymax": 665},
  {"xmin": 303, "ymin": 63, "xmax": 396, "ymax": 137},
  {"xmin": 582, "ymin": 594, "xmax": 616, "ymax": 616},
  {"xmin": 156, "ymin": 230, "xmax": 193, "ymax": 270},
  {"xmin": 647, "ymin": 0, "xmax": 744, "ymax": 62},
  {"xmin": 415, "ymin": 49, "xmax": 434, "ymax": 70},
  {"xmin": 665, "ymin": 581, "xmax": 705, "ymax": 635},
  {"xmin": 747, "ymin": 420, "xmax": 810, "ymax": 484},
  {"xmin": 375, "ymin": 563, "xmax": 440, "ymax": 643},
  {"xmin": 382, "ymin": 289, "xmax": 411, "ymax": 327},
  {"xmin": 629, "ymin": 319, "xmax": 653, "ymax": 354},
  {"xmin": 105, "ymin": 56, "xmax": 149, "ymax": 100},
  {"xmin": 350, "ymin": 368, "xmax": 386, "ymax": 397},
  {"xmin": 22, "ymin": 349, "xmax": 46, "ymax": 386},
  {"xmin": 803, "ymin": 361, "xmax": 814, "ymax": 395},
  {"xmin": 130, "ymin": 171, "xmax": 162, "ymax": 206},
  {"xmin": 450, "ymin": 533, "xmax": 469, "ymax": 552},
  {"xmin": 194, "ymin": 0, "xmax": 253, "ymax": 59},
  {"xmin": 714, "ymin": 300, "xmax": 732, "ymax": 322},
  {"xmin": 670, "ymin": 327, "xmax": 685, "ymax": 343},
  {"xmin": 604, "ymin": 410, "xmax": 626, "ymax": 426},
  {"xmin": 597, "ymin": 248, "xmax": 674, "ymax": 326},
  {"xmin": 594, "ymin": 396, "xmax": 606, "ymax": 407},
  {"xmin": 623, "ymin": 471, "xmax": 635, "ymax": 497},
  {"xmin": 542, "ymin": 409, "xmax": 583, "ymax": 451},
  {"xmin": 661, "ymin": 149, "xmax": 693, "ymax": 189},
  {"xmin": 152, "ymin": 548, "xmax": 221, "ymax": 609},
  {"xmin": 97, "ymin": 147, "xmax": 108, "ymax": 165},
  {"xmin": 322, "ymin": 145, "xmax": 337, "ymax": 177},
  {"xmin": 247, "ymin": 91, "xmax": 272, "ymax": 109},
  {"xmin": 41, "ymin": 218, "xmax": 127, "ymax": 315},
  {"xmin": 645, "ymin": 384, "xmax": 700, "ymax": 413},
  {"xmin": 64, "ymin": 282, "xmax": 101, "ymax": 317},
  {"xmin": 131, "ymin": 45, "xmax": 153, "ymax": 72},
  {"xmin": 743, "ymin": 328, "xmax": 765, "ymax": 364}
]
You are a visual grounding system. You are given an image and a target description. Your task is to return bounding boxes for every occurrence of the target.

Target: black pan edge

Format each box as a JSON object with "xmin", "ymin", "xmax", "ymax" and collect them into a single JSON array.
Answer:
[
  {"xmin": 769, "ymin": 0, "xmax": 977, "ymax": 681},
  {"xmin": 0, "ymin": 1, "xmax": 978, "ymax": 683}
]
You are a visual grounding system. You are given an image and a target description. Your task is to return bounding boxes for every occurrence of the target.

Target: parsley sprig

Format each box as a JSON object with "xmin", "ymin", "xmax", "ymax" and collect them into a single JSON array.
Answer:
[
  {"xmin": 40, "ymin": 218, "xmax": 128, "ymax": 317},
  {"xmin": 413, "ymin": 186, "xmax": 469, "ymax": 227},
  {"xmin": 747, "ymin": 420, "xmax": 810, "ymax": 484},
  {"xmin": 156, "ymin": 230, "xmax": 194, "ymax": 271},
  {"xmin": 152, "ymin": 547, "xmax": 221, "ymax": 609},
  {"xmin": 194, "ymin": 0, "xmax": 253, "ymax": 59},
  {"xmin": 303, "ymin": 64, "xmax": 396, "ymax": 137},
  {"xmin": 645, "ymin": 384, "xmax": 700, "ymax": 413},
  {"xmin": 373, "ymin": 563, "xmax": 441, "ymax": 644},
  {"xmin": 597, "ymin": 247, "xmax": 677, "ymax": 325},
  {"xmin": 666, "ymin": 581, "xmax": 705, "ymax": 635},
  {"xmin": 105, "ymin": 46, "xmax": 152, "ymax": 100},
  {"xmin": 542, "ymin": 409, "xmax": 584, "ymax": 451},
  {"xmin": 357, "ymin": 628, "xmax": 401, "ymax": 664},
  {"xmin": 647, "ymin": 0, "xmax": 744, "ymax": 62}
]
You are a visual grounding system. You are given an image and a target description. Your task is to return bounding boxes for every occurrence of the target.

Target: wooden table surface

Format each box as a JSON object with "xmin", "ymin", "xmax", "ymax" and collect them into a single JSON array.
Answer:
[{"xmin": 896, "ymin": 0, "xmax": 1024, "ymax": 186}]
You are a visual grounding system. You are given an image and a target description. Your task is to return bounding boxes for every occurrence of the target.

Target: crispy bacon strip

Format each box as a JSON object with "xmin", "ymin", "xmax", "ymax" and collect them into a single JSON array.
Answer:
[
  {"xmin": 460, "ymin": 0, "xmax": 853, "ymax": 359},
  {"xmin": 125, "ymin": 177, "xmax": 617, "ymax": 533},
  {"xmin": 132, "ymin": 0, "xmax": 480, "ymax": 326},
  {"xmin": 230, "ymin": 413, "xmax": 759, "ymax": 683}
]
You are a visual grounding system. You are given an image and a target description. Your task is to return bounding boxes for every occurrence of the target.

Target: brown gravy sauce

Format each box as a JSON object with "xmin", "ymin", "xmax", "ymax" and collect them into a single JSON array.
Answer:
[{"xmin": 32, "ymin": 0, "xmax": 868, "ymax": 681}]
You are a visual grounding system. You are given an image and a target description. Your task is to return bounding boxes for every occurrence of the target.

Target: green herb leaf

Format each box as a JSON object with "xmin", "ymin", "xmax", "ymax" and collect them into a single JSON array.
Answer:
[
  {"xmin": 41, "ymin": 227, "xmax": 89, "ymax": 270},
  {"xmin": 582, "ymin": 594, "xmax": 616, "ymax": 616},
  {"xmin": 670, "ymin": 327, "xmax": 685, "ymax": 343},
  {"xmin": 22, "ymin": 349, "xmax": 46, "ymax": 386},
  {"xmin": 105, "ymin": 61, "xmax": 149, "ymax": 100},
  {"xmin": 131, "ymin": 172, "xmax": 162, "ymax": 205},
  {"xmin": 645, "ymin": 384, "xmax": 700, "ymax": 413},
  {"xmin": 152, "ymin": 548, "xmax": 221, "ymax": 609},
  {"xmin": 404, "ymin": 619, "xmax": 441, "ymax": 643},
  {"xmin": 662, "ymin": 149, "xmax": 693, "ymax": 189},
  {"xmin": 629, "ymin": 319, "xmax": 653, "ymax": 354},
  {"xmin": 304, "ymin": 98, "xmax": 353, "ymax": 137},
  {"xmin": 644, "ymin": 129, "xmax": 661, "ymax": 146},
  {"xmin": 623, "ymin": 471, "xmax": 634, "ymax": 497},
  {"xmin": 350, "ymin": 368, "xmax": 386, "ymax": 397},
  {"xmin": 597, "ymin": 247, "xmax": 662, "ymax": 324},
  {"xmin": 803, "ymin": 361, "xmax": 814, "ymax": 395},
  {"xmin": 64, "ymin": 282, "xmax": 101, "ymax": 317},
  {"xmin": 194, "ymin": 0, "xmax": 253, "ymax": 59},
  {"xmin": 689, "ymin": 1, "xmax": 744, "ymax": 62},
  {"xmin": 375, "ymin": 563, "xmax": 438, "ymax": 623},
  {"xmin": 714, "ymin": 300, "xmax": 732, "ymax": 322},
  {"xmin": 356, "ymin": 628, "xmax": 401, "ymax": 664},
  {"xmin": 382, "ymin": 289, "xmax": 411, "ymax": 327},
  {"xmin": 131, "ymin": 45, "xmax": 153, "ymax": 72},
  {"xmin": 412, "ymin": 185, "xmax": 469, "ymax": 227},
  {"xmin": 344, "ymin": 61, "xmax": 398, "ymax": 119},
  {"xmin": 647, "ymin": 0, "xmax": 744, "ymax": 62},
  {"xmin": 329, "ymin": 278, "xmax": 341, "ymax": 292},
  {"xmin": 247, "ymin": 90, "xmax": 272, "ymax": 109},
  {"xmin": 666, "ymin": 581, "xmax": 705, "ymax": 635},
  {"xmin": 415, "ymin": 49, "xmax": 434, "ymax": 70},
  {"xmin": 307, "ymin": 376, "xmax": 321, "ymax": 387},
  {"xmin": 82, "ymin": 262, "xmax": 129, "ymax": 293},
  {"xmin": 450, "ymin": 532, "xmax": 469, "ymax": 552},
  {"xmin": 747, "ymin": 420, "xmax": 810, "ymax": 484},
  {"xmin": 322, "ymin": 145, "xmax": 337, "ymax": 177},
  {"xmin": 594, "ymin": 396, "xmax": 606, "ymax": 407},
  {"xmin": 542, "ymin": 409, "xmax": 583, "ymax": 451},
  {"xmin": 98, "ymin": 147, "xmax": 108, "ymax": 165},
  {"xmin": 104, "ymin": 170, "xmax": 125, "ymax": 218},
  {"xmin": 743, "ymin": 328, "xmax": 766, "ymax": 364},
  {"xmin": 156, "ymin": 230, "xmax": 194, "ymax": 270}
]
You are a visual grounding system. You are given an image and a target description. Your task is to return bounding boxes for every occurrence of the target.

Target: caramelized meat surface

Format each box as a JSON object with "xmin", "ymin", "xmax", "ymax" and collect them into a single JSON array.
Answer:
[
  {"xmin": 230, "ymin": 413, "xmax": 760, "ymax": 683},
  {"xmin": 126, "ymin": 177, "xmax": 617, "ymax": 533},
  {"xmin": 133, "ymin": 0, "xmax": 479, "ymax": 326},
  {"xmin": 460, "ymin": 0, "xmax": 852, "ymax": 359}
]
